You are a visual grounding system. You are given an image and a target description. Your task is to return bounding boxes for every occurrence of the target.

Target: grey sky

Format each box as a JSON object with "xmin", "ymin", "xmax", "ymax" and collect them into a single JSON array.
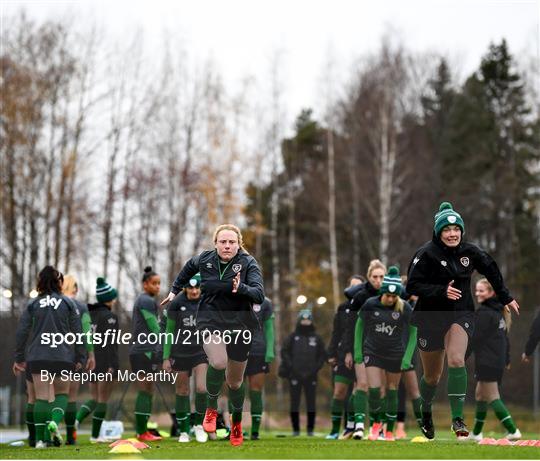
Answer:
[{"xmin": 3, "ymin": 0, "xmax": 539, "ymax": 125}]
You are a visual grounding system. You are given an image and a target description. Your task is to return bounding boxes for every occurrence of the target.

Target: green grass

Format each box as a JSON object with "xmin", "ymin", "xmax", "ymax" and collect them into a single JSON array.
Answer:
[{"xmin": 1, "ymin": 432, "xmax": 539, "ymax": 459}]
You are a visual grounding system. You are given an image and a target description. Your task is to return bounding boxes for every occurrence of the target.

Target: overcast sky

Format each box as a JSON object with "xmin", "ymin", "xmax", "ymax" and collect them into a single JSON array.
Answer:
[{"xmin": 2, "ymin": 0, "xmax": 539, "ymax": 125}]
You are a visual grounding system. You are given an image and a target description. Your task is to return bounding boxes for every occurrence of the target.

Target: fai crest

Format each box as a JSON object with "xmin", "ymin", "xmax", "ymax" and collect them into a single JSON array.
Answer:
[
  {"xmin": 389, "ymin": 285, "xmax": 397, "ymax": 293},
  {"xmin": 392, "ymin": 311, "xmax": 400, "ymax": 320},
  {"xmin": 460, "ymin": 257, "xmax": 470, "ymax": 267},
  {"xmin": 448, "ymin": 215, "xmax": 457, "ymax": 224},
  {"xmin": 364, "ymin": 356, "xmax": 370, "ymax": 364},
  {"xmin": 253, "ymin": 304, "xmax": 261, "ymax": 313},
  {"xmin": 419, "ymin": 338, "xmax": 427, "ymax": 348},
  {"xmin": 440, "ymin": 260, "xmax": 447, "ymax": 267},
  {"xmin": 232, "ymin": 264, "xmax": 242, "ymax": 273}
]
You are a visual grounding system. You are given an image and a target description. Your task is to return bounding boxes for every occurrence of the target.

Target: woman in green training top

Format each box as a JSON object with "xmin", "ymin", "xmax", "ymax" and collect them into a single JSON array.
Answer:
[
  {"xmin": 161, "ymin": 224, "xmax": 265, "ymax": 447},
  {"xmin": 76, "ymin": 277, "xmax": 119, "ymax": 443},
  {"xmin": 354, "ymin": 266, "xmax": 417, "ymax": 442},
  {"xmin": 162, "ymin": 273, "xmax": 209, "ymax": 443},
  {"xmin": 407, "ymin": 202, "xmax": 519, "ymax": 440},
  {"xmin": 62, "ymin": 275, "xmax": 95, "ymax": 445},
  {"xmin": 14, "ymin": 266, "xmax": 85, "ymax": 449},
  {"xmin": 130, "ymin": 266, "xmax": 162, "ymax": 442}
]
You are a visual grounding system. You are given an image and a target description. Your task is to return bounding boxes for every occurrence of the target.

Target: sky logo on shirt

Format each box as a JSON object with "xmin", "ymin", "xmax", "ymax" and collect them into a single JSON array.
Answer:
[
  {"xmin": 39, "ymin": 295, "xmax": 62, "ymax": 310},
  {"xmin": 183, "ymin": 315, "xmax": 196, "ymax": 327},
  {"xmin": 375, "ymin": 322, "xmax": 397, "ymax": 336}
]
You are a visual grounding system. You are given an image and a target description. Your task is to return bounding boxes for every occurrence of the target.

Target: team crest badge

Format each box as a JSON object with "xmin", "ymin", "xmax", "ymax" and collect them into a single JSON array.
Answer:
[
  {"xmin": 460, "ymin": 257, "xmax": 469, "ymax": 267},
  {"xmin": 253, "ymin": 304, "xmax": 261, "ymax": 313},
  {"xmin": 375, "ymin": 311, "xmax": 380, "ymax": 316},
  {"xmin": 389, "ymin": 285, "xmax": 396, "ymax": 293},
  {"xmin": 419, "ymin": 338, "xmax": 427, "ymax": 348},
  {"xmin": 364, "ymin": 356, "xmax": 370, "ymax": 364},
  {"xmin": 448, "ymin": 215, "xmax": 457, "ymax": 223},
  {"xmin": 232, "ymin": 264, "xmax": 242, "ymax": 273},
  {"xmin": 181, "ymin": 306, "xmax": 186, "ymax": 311},
  {"xmin": 392, "ymin": 312, "xmax": 400, "ymax": 320}
]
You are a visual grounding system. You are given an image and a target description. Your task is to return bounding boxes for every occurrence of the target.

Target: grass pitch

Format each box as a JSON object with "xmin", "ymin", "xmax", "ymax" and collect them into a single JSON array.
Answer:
[{"xmin": 1, "ymin": 432, "xmax": 539, "ymax": 459}]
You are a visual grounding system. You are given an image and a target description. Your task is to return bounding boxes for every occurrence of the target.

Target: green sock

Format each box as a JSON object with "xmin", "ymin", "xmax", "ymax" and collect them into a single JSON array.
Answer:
[
  {"xmin": 34, "ymin": 400, "xmax": 49, "ymax": 442},
  {"xmin": 447, "ymin": 367, "xmax": 467, "ymax": 420},
  {"xmin": 229, "ymin": 383, "xmax": 245, "ymax": 423},
  {"xmin": 473, "ymin": 401, "xmax": 488, "ymax": 435},
  {"xmin": 76, "ymin": 399, "xmax": 97, "ymax": 423},
  {"xmin": 135, "ymin": 391, "xmax": 153, "ymax": 435},
  {"xmin": 249, "ymin": 390, "xmax": 263, "ymax": 435},
  {"xmin": 385, "ymin": 390, "xmax": 398, "ymax": 433},
  {"xmin": 490, "ymin": 399, "xmax": 517, "ymax": 434},
  {"xmin": 368, "ymin": 388, "xmax": 382, "ymax": 423},
  {"xmin": 194, "ymin": 392, "xmax": 206, "ymax": 425},
  {"xmin": 412, "ymin": 397, "xmax": 422, "ymax": 427},
  {"xmin": 92, "ymin": 403, "xmax": 107, "ymax": 438},
  {"xmin": 26, "ymin": 403, "xmax": 35, "ymax": 443},
  {"xmin": 44, "ymin": 402, "xmax": 52, "ymax": 442},
  {"xmin": 206, "ymin": 366, "xmax": 225, "ymax": 410},
  {"xmin": 347, "ymin": 394, "xmax": 355, "ymax": 426},
  {"xmin": 65, "ymin": 401, "xmax": 77, "ymax": 441},
  {"xmin": 354, "ymin": 390, "xmax": 367, "ymax": 425},
  {"xmin": 51, "ymin": 393, "xmax": 68, "ymax": 425},
  {"xmin": 380, "ymin": 396, "xmax": 387, "ymax": 425},
  {"xmin": 330, "ymin": 398, "xmax": 344, "ymax": 434},
  {"xmin": 419, "ymin": 377, "xmax": 437, "ymax": 415},
  {"xmin": 175, "ymin": 394, "xmax": 191, "ymax": 434}
]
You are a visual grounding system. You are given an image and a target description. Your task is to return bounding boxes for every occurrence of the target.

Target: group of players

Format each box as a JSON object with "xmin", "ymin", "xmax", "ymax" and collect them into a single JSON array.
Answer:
[{"xmin": 12, "ymin": 205, "xmax": 540, "ymax": 448}]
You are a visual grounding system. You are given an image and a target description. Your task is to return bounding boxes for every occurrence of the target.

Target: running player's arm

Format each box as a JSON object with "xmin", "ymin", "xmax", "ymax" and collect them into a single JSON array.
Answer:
[
  {"xmin": 15, "ymin": 302, "xmax": 33, "ymax": 364},
  {"xmin": 235, "ymin": 259, "xmax": 265, "ymax": 304},
  {"xmin": 473, "ymin": 246, "xmax": 513, "ymax": 305},
  {"xmin": 406, "ymin": 252, "xmax": 447, "ymax": 298},
  {"xmin": 344, "ymin": 283, "xmax": 363, "ymax": 300},
  {"xmin": 171, "ymin": 255, "xmax": 201, "ymax": 295}
]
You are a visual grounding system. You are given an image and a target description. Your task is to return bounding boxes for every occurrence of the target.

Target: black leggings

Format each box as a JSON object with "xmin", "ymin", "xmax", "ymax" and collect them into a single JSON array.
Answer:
[{"xmin": 289, "ymin": 376, "xmax": 317, "ymax": 432}]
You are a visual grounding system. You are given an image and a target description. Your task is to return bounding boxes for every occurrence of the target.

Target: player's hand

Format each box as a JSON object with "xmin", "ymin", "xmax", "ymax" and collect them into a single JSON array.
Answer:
[
  {"xmin": 12, "ymin": 362, "xmax": 25, "ymax": 376},
  {"xmin": 75, "ymin": 362, "xmax": 83, "ymax": 371},
  {"xmin": 505, "ymin": 363, "xmax": 511, "ymax": 370},
  {"xmin": 163, "ymin": 359, "xmax": 172, "ymax": 373},
  {"xmin": 232, "ymin": 273, "xmax": 241, "ymax": 293},
  {"xmin": 86, "ymin": 353, "xmax": 96, "ymax": 371},
  {"xmin": 505, "ymin": 299, "xmax": 520, "ymax": 315},
  {"xmin": 344, "ymin": 352, "xmax": 353, "ymax": 369},
  {"xmin": 328, "ymin": 357, "xmax": 337, "ymax": 366},
  {"xmin": 160, "ymin": 292, "xmax": 175, "ymax": 306},
  {"xmin": 446, "ymin": 280, "xmax": 462, "ymax": 300},
  {"xmin": 521, "ymin": 353, "xmax": 530, "ymax": 363}
]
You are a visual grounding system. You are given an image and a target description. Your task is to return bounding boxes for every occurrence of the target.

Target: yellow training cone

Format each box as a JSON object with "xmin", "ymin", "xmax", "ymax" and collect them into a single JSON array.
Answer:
[
  {"xmin": 411, "ymin": 436, "xmax": 430, "ymax": 443},
  {"xmin": 109, "ymin": 444, "xmax": 142, "ymax": 454}
]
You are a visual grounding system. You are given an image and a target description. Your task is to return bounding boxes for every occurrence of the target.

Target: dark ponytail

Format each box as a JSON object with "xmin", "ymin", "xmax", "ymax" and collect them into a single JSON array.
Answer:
[
  {"xmin": 142, "ymin": 266, "xmax": 158, "ymax": 283},
  {"xmin": 37, "ymin": 265, "xmax": 63, "ymax": 295}
]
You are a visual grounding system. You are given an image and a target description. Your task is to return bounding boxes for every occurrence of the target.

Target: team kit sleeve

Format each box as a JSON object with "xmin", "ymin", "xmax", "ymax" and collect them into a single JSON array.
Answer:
[
  {"xmin": 407, "ymin": 251, "xmax": 447, "ymax": 299},
  {"xmin": 80, "ymin": 310, "xmax": 94, "ymax": 353},
  {"xmin": 353, "ymin": 316, "xmax": 365, "ymax": 364},
  {"xmin": 401, "ymin": 325, "xmax": 417, "ymax": 370},
  {"xmin": 263, "ymin": 302, "xmax": 275, "ymax": 362},
  {"xmin": 171, "ymin": 255, "xmax": 200, "ymax": 295},
  {"xmin": 162, "ymin": 316, "xmax": 177, "ymax": 361},
  {"xmin": 473, "ymin": 246, "xmax": 513, "ymax": 305},
  {"xmin": 67, "ymin": 299, "xmax": 86, "ymax": 365},
  {"xmin": 235, "ymin": 259, "xmax": 265, "ymax": 304},
  {"xmin": 15, "ymin": 303, "xmax": 33, "ymax": 363}
]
